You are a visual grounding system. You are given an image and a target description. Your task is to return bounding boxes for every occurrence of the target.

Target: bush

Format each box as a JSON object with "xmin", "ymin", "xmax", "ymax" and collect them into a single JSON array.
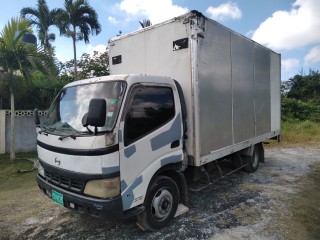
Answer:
[
  {"xmin": 0, "ymin": 71, "xmax": 66, "ymax": 110},
  {"xmin": 282, "ymin": 97, "xmax": 320, "ymax": 122}
]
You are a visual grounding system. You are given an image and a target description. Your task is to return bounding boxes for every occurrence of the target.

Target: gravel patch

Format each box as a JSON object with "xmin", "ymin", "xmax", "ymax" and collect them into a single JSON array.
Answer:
[{"xmin": 1, "ymin": 147, "xmax": 320, "ymax": 240}]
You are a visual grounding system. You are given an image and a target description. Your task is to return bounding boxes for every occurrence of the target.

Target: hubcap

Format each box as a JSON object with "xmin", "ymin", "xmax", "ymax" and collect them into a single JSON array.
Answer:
[{"xmin": 151, "ymin": 188, "xmax": 173, "ymax": 220}]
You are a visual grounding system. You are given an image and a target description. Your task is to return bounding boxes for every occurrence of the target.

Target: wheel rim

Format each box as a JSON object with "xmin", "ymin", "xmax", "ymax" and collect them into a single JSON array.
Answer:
[{"xmin": 151, "ymin": 188, "xmax": 173, "ymax": 220}]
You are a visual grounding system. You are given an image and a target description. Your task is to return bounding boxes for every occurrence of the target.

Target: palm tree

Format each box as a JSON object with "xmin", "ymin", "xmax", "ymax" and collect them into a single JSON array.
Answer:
[
  {"xmin": 56, "ymin": 0, "xmax": 101, "ymax": 80},
  {"xmin": 0, "ymin": 17, "xmax": 55, "ymax": 160},
  {"xmin": 21, "ymin": 0, "xmax": 60, "ymax": 55},
  {"xmin": 139, "ymin": 19, "xmax": 152, "ymax": 28}
]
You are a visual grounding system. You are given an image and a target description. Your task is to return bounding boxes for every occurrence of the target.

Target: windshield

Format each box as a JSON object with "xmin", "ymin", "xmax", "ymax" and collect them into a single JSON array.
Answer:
[{"xmin": 42, "ymin": 81, "xmax": 126, "ymax": 135}]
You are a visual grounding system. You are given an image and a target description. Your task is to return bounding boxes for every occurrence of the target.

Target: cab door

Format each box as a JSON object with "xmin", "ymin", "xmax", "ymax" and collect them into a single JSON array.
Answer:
[{"xmin": 118, "ymin": 83, "xmax": 183, "ymax": 211}]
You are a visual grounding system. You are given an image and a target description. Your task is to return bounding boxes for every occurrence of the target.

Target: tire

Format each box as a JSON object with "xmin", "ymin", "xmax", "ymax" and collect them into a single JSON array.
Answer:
[
  {"xmin": 137, "ymin": 176, "xmax": 179, "ymax": 231},
  {"xmin": 244, "ymin": 144, "xmax": 261, "ymax": 173}
]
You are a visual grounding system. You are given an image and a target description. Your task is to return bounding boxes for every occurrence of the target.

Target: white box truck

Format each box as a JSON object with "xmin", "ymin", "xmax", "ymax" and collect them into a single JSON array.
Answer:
[{"xmin": 36, "ymin": 11, "xmax": 281, "ymax": 231}]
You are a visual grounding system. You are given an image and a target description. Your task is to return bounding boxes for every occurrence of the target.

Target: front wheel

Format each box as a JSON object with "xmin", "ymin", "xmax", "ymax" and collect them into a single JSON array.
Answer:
[{"xmin": 137, "ymin": 176, "xmax": 179, "ymax": 231}]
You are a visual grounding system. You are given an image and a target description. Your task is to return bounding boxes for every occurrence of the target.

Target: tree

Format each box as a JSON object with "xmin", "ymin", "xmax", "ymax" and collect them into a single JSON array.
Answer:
[
  {"xmin": 77, "ymin": 48, "xmax": 109, "ymax": 78},
  {"xmin": 286, "ymin": 69, "xmax": 320, "ymax": 104},
  {"xmin": 139, "ymin": 19, "xmax": 152, "ymax": 28},
  {"xmin": 281, "ymin": 69, "xmax": 320, "ymax": 122},
  {"xmin": 56, "ymin": 59, "xmax": 75, "ymax": 83},
  {"xmin": 56, "ymin": 48, "xmax": 109, "ymax": 81},
  {"xmin": 0, "ymin": 17, "xmax": 55, "ymax": 160},
  {"xmin": 20, "ymin": 0, "xmax": 60, "ymax": 55},
  {"xmin": 56, "ymin": 0, "xmax": 101, "ymax": 80}
]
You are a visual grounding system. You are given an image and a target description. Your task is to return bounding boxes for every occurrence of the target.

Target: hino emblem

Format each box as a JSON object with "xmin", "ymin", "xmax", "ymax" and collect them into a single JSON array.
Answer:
[{"xmin": 54, "ymin": 157, "xmax": 61, "ymax": 166}]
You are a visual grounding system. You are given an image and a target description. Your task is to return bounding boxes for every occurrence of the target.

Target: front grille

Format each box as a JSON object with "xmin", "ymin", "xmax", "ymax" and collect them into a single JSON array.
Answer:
[{"xmin": 44, "ymin": 170, "xmax": 85, "ymax": 193}]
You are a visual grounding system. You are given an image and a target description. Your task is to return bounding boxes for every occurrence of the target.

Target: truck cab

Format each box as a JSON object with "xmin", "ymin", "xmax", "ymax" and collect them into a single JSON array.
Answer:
[{"xmin": 36, "ymin": 74, "xmax": 187, "ymax": 230}]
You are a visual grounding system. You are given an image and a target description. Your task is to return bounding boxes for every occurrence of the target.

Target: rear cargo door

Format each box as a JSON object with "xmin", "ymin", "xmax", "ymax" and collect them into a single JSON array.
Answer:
[{"xmin": 118, "ymin": 82, "xmax": 183, "ymax": 211}]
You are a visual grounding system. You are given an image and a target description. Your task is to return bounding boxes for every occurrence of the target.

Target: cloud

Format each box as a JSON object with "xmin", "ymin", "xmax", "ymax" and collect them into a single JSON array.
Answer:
[
  {"xmin": 54, "ymin": 43, "xmax": 108, "ymax": 63},
  {"xmin": 252, "ymin": 0, "xmax": 320, "ymax": 50},
  {"xmin": 282, "ymin": 58, "xmax": 299, "ymax": 72},
  {"xmin": 108, "ymin": 16, "xmax": 119, "ymax": 25},
  {"xmin": 117, "ymin": 0, "xmax": 188, "ymax": 24},
  {"xmin": 206, "ymin": 2, "xmax": 242, "ymax": 21},
  {"xmin": 304, "ymin": 45, "xmax": 320, "ymax": 64},
  {"xmin": 84, "ymin": 44, "xmax": 108, "ymax": 56}
]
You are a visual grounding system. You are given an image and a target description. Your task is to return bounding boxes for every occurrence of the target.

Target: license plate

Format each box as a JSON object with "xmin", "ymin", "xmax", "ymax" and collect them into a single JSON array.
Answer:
[{"xmin": 52, "ymin": 190, "xmax": 64, "ymax": 206}]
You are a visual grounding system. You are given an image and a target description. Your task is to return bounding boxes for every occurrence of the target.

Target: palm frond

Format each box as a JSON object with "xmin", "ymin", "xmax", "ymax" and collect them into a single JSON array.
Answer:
[
  {"xmin": 20, "ymin": 0, "xmax": 58, "ymax": 54},
  {"xmin": 0, "ymin": 17, "xmax": 56, "ymax": 80}
]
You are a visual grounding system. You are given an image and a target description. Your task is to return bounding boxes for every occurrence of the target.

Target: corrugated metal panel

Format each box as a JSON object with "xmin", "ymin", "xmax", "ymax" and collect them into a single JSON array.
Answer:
[
  {"xmin": 231, "ymin": 33, "xmax": 255, "ymax": 144},
  {"xmin": 198, "ymin": 20, "xmax": 233, "ymax": 154},
  {"xmin": 254, "ymin": 44, "xmax": 271, "ymax": 136}
]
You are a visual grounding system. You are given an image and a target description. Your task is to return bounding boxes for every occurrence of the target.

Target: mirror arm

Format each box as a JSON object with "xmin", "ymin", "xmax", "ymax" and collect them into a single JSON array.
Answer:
[{"xmin": 86, "ymin": 126, "xmax": 94, "ymax": 134}]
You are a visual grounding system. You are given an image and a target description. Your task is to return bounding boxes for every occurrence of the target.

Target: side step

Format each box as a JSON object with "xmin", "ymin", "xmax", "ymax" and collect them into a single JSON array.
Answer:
[
  {"xmin": 136, "ymin": 204, "xmax": 189, "ymax": 231},
  {"xmin": 174, "ymin": 204, "xmax": 189, "ymax": 217}
]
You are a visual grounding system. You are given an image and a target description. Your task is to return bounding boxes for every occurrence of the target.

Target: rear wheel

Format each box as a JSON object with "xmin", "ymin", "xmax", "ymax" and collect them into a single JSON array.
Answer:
[
  {"xmin": 244, "ymin": 144, "xmax": 262, "ymax": 173},
  {"xmin": 137, "ymin": 176, "xmax": 179, "ymax": 231}
]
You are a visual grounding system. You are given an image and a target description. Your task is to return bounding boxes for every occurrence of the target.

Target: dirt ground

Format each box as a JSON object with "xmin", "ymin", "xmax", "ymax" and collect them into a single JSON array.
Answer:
[{"xmin": 1, "ymin": 147, "xmax": 320, "ymax": 240}]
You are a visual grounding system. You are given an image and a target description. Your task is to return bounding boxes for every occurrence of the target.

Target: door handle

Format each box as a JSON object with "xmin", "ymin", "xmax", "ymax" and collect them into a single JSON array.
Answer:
[{"xmin": 170, "ymin": 140, "xmax": 180, "ymax": 149}]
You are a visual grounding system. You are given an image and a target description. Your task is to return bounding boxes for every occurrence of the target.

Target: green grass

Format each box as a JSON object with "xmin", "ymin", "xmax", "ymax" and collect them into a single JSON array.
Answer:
[
  {"xmin": 282, "ymin": 120, "xmax": 320, "ymax": 145},
  {"xmin": 267, "ymin": 120, "xmax": 320, "ymax": 147},
  {"xmin": 0, "ymin": 152, "xmax": 56, "ymax": 239},
  {"xmin": 0, "ymin": 152, "xmax": 38, "ymax": 192}
]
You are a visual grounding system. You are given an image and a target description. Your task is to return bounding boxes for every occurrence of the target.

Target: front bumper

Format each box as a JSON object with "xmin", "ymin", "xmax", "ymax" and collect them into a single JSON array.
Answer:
[{"xmin": 37, "ymin": 174, "xmax": 124, "ymax": 219}]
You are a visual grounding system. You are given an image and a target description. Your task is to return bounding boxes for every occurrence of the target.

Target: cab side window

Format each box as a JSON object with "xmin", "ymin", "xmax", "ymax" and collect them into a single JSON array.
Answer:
[{"xmin": 124, "ymin": 86, "xmax": 175, "ymax": 146}]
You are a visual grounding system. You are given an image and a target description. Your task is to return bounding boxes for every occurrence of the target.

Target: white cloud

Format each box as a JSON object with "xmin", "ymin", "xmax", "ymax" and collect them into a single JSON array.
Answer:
[
  {"xmin": 304, "ymin": 45, "xmax": 320, "ymax": 64},
  {"xmin": 206, "ymin": 2, "xmax": 242, "ymax": 21},
  {"xmin": 54, "ymin": 43, "xmax": 108, "ymax": 63},
  {"xmin": 108, "ymin": 16, "xmax": 119, "ymax": 25},
  {"xmin": 252, "ymin": 0, "xmax": 320, "ymax": 50},
  {"xmin": 282, "ymin": 58, "xmax": 299, "ymax": 72},
  {"xmin": 117, "ymin": 0, "xmax": 188, "ymax": 24},
  {"xmin": 84, "ymin": 44, "xmax": 108, "ymax": 56}
]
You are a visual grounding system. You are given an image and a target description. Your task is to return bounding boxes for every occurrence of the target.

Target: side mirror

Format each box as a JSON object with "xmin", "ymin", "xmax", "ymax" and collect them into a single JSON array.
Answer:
[
  {"xmin": 83, "ymin": 99, "xmax": 106, "ymax": 134},
  {"xmin": 34, "ymin": 109, "xmax": 40, "ymax": 127}
]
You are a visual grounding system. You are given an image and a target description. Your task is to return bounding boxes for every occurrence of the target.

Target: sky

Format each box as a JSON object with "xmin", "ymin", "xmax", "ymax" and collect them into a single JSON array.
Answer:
[{"xmin": 0, "ymin": 0, "xmax": 319, "ymax": 81}]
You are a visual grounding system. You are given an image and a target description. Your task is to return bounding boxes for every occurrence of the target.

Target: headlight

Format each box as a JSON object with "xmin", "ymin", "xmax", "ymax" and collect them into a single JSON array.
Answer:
[
  {"xmin": 38, "ymin": 162, "xmax": 45, "ymax": 176},
  {"xmin": 84, "ymin": 176, "xmax": 120, "ymax": 199}
]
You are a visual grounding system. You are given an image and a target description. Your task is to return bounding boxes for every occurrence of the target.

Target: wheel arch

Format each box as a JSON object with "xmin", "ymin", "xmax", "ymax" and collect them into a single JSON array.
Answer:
[{"xmin": 148, "ymin": 163, "xmax": 188, "ymax": 206}]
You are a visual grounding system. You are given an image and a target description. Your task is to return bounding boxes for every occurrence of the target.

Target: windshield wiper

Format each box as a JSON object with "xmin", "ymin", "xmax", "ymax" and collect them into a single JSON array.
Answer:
[
  {"xmin": 58, "ymin": 134, "xmax": 77, "ymax": 141},
  {"xmin": 38, "ymin": 130, "xmax": 48, "ymax": 136},
  {"xmin": 58, "ymin": 131, "xmax": 94, "ymax": 141},
  {"xmin": 38, "ymin": 126, "xmax": 55, "ymax": 136}
]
